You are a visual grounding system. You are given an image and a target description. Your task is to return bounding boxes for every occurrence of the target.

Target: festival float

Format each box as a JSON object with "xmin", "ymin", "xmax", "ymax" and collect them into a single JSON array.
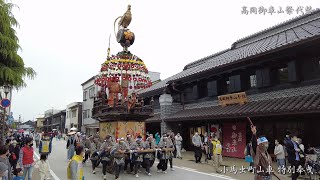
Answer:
[{"xmin": 92, "ymin": 5, "xmax": 154, "ymax": 140}]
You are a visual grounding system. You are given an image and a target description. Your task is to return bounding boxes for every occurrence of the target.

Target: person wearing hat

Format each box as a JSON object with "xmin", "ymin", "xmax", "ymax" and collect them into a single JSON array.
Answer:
[
  {"xmin": 124, "ymin": 134, "xmax": 134, "ymax": 174},
  {"xmin": 89, "ymin": 137, "xmax": 101, "ymax": 175},
  {"xmin": 111, "ymin": 137, "xmax": 129, "ymax": 180},
  {"xmin": 81, "ymin": 135, "xmax": 91, "ymax": 164},
  {"xmin": 75, "ymin": 132, "xmax": 82, "ymax": 147},
  {"xmin": 9, "ymin": 140, "xmax": 20, "ymax": 172},
  {"xmin": 67, "ymin": 131, "xmax": 77, "ymax": 160},
  {"xmin": 143, "ymin": 136, "xmax": 156, "ymax": 176},
  {"xmin": 130, "ymin": 135, "xmax": 145, "ymax": 178},
  {"xmin": 251, "ymin": 126, "xmax": 278, "ymax": 180},
  {"xmin": 157, "ymin": 134, "xmax": 174, "ymax": 173},
  {"xmin": 99, "ymin": 135, "xmax": 114, "ymax": 179}
]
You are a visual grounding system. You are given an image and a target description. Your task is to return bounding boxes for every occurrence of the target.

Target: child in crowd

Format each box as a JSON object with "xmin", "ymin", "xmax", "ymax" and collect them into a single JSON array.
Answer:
[
  {"xmin": 36, "ymin": 154, "xmax": 51, "ymax": 180},
  {"xmin": 13, "ymin": 168, "xmax": 24, "ymax": 180}
]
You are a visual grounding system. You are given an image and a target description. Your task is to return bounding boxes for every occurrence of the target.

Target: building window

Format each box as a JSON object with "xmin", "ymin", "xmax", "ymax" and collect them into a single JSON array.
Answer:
[
  {"xmin": 83, "ymin": 91, "xmax": 88, "ymax": 101},
  {"xmin": 82, "ymin": 109, "xmax": 90, "ymax": 119},
  {"xmin": 198, "ymin": 80, "xmax": 208, "ymax": 99},
  {"xmin": 226, "ymin": 80, "xmax": 230, "ymax": 92},
  {"xmin": 279, "ymin": 67, "xmax": 288, "ymax": 83},
  {"xmin": 83, "ymin": 110, "xmax": 87, "ymax": 119},
  {"xmin": 89, "ymin": 87, "xmax": 95, "ymax": 98},
  {"xmin": 71, "ymin": 109, "xmax": 77, "ymax": 118},
  {"xmin": 250, "ymin": 75, "xmax": 257, "ymax": 88}
]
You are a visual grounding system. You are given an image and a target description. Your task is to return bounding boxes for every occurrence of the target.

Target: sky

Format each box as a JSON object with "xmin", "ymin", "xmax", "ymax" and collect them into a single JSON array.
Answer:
[{"xmin": 9, "ymin": 0, "xmax": 320, "ymax": 122}]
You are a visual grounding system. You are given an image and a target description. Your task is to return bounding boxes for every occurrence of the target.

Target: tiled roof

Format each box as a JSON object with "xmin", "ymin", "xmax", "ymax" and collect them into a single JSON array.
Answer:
[
  {"xmin": 234, "ymin": 8, "xmax": 320, "ymax": 48},
  {"xmin": 145, "ymin": 113, "xmax": 161, "ymax": 123},
  {"xmin": 168, "ymin": 10, "xmax": 320, "ymax": 82},
  {"xmin": 183, "ymin": 84, "xmax": 320, "ymax": 109},
  {"xmin": 164, "ymin": 92, "xmax": 320, "ymax": 122},
  {"xmin": 139, "ymin": 9, "xmax": 320, "ymax": 96},
  {"xmin": 138, "ymin": 76, "xmax": 173, "ymax": 95},
  {"xmin": 183, "ymin": 49, "xmax": 230, "ymax": 70}
]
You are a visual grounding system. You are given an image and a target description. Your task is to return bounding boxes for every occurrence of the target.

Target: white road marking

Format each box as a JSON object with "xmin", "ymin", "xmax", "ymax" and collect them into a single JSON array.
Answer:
[
  {"xmin": 155, "ymin": 161, "xmax": 237, "ymax": 180},
  {"xmin": 172, "ymin": 166, "xmax": 238, "ymax": 180},
  {"xmin": 34, "ymin": 152, "xmax": 61, "ymax": 180}
]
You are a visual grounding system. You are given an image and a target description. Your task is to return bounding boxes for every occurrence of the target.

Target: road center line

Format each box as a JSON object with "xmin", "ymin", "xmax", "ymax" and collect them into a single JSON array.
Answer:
[{"xmin": 34, "ymin": 152, "xmax": 61, "ymax": 180}]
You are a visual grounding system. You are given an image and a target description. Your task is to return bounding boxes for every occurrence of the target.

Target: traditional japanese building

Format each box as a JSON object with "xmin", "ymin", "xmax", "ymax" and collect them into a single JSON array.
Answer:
[{"xmin": 139, "ymin": 9, "xmax": 320, "ymax": 158}]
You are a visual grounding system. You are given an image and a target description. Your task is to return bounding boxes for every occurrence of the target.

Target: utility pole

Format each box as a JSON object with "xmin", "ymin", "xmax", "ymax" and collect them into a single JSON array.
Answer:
[{"xmin": 18, "ymin": 115, "xmax": 21, "ymax": 129}]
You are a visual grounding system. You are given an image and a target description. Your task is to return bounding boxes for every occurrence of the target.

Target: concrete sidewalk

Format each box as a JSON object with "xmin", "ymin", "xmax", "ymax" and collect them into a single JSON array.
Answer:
[{"xmin": 172, "ymin": 151, "xmax": 313, "ymax": 180}]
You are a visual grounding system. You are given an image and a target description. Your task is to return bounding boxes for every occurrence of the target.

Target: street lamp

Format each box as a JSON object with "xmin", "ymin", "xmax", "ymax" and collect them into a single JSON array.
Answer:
[{"xmin": 1, "ymin": 84, "xmax": 11, "ymax": 143}]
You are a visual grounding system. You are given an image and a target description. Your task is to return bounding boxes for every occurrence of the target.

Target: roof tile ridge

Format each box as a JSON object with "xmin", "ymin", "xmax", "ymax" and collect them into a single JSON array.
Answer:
[{"xmin": 234, "ymin": 8, "xmax": 320, "ymax": 47}]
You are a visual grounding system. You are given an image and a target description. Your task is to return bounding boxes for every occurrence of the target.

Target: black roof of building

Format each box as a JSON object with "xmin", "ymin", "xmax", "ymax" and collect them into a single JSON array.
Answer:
[{"xmin": 139, "ymin": 9, "xmax": 320, "ymax": 97}]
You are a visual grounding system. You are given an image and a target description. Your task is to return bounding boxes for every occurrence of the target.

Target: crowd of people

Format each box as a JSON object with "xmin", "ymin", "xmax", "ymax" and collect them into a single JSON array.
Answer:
[
  {"xmin": 243, "ymin": 127, "xmax": 319, "ymax": 180},
  {"xmin": 0, "ymin": 132, "xmax": 53, "ymax": 180},
  {"xmin": 65, "ymin": 131, "xmax": 179, "ymax": 180},
  {"xmin": 2, "ymin": 128, "xmax": 318, "ymax": 180}
]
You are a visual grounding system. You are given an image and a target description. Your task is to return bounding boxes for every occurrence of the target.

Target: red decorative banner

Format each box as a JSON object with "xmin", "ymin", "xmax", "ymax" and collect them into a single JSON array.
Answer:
[{"xmin": 222, "ymin": 122, "xmax": 246, "ymax": 158}]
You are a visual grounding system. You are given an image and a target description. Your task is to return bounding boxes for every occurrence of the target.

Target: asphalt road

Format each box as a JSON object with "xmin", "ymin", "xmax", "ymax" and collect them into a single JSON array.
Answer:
[{"xmin": 34, "ymin": 138, "xmax": 238, "ymax": 180}]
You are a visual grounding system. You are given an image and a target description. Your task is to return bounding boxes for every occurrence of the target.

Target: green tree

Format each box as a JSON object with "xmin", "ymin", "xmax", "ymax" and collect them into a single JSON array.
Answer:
[{"xmin": 0, "ymin": 0, "xmax": 36, "ymax": 89}]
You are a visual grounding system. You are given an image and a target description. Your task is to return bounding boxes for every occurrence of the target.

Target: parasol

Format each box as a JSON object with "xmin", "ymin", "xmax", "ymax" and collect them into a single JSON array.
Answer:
[
  {"xmin": 70, "ymin": 127, "xmax": 77, "ymax": 131},
  {"xmin": 68, "ymin": 131, "xmax": 76, "ymax": 135},
  {"xmin": 18, "ymin": 129, "xmax": 25, "ymax": 133}
]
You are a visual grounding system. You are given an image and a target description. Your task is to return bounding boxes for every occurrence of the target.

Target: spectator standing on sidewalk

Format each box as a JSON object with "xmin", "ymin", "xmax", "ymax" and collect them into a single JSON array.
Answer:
[
  {"xmin": 244, "ymin": 141, "xmax": 254, "ymax": 169},
  {"xmin": 174, "ymin": 133, "xmax": 183, "ymax": 159},
  {"xmin": 0, "ymin": 145, "xmax": 12, "ymax": 180},
  {"xmin": 18, "ymin": 137, "xmax": 34, "ymax": 180},
  {"xmin": 212, "ymin": 135, "xmax": 223, "ymax": 173},
  {"xmin": 9, "ymin": 140, "xmax": 20, "ymax": 173},
  {"xmin": 192, "ymin": 132, "xmax": 202, "ymax": 163},
  {"xmin": 274, "ymin": 139, "xmax": 285, "ymax": 168},
  {"xmin": 35, "ymin": 133, "xmax": 41, "ymax": 148},
  {"xmin": 285, "ymin": 134, "xmax": 302, "ymax": 180},
  {"xmin": 169, "ymin": 132, "xmax": 176, "ymax": 158},
  {"xmin": 202, "ymin": 132, "xmax": 210, "ymax": 162},
  {"xmin": 155, "ymin": 132, "xmax": 160, "ymax": 145}
]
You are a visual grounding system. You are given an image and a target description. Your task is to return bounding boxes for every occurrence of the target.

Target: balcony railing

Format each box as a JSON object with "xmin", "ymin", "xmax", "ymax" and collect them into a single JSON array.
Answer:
[{"xmin": 92, "ymin": 97, "xmax": 154, "ymax": 120}]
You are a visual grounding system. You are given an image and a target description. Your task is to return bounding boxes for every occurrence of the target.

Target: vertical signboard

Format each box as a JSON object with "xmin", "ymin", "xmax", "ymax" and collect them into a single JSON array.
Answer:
[{"xmin": 222, "ymin": 122, "xmax": 246, "ymax": 158}]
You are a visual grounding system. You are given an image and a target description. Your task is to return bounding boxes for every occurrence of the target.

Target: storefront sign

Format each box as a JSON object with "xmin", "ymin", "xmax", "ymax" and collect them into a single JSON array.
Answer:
[
  {"xmin": 218, "ymin": 92, "xmax": 248, "ymax": 106},
  {"xmin": 222, "ymin": 122, "xmax": 246, "ymax": 158}
]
